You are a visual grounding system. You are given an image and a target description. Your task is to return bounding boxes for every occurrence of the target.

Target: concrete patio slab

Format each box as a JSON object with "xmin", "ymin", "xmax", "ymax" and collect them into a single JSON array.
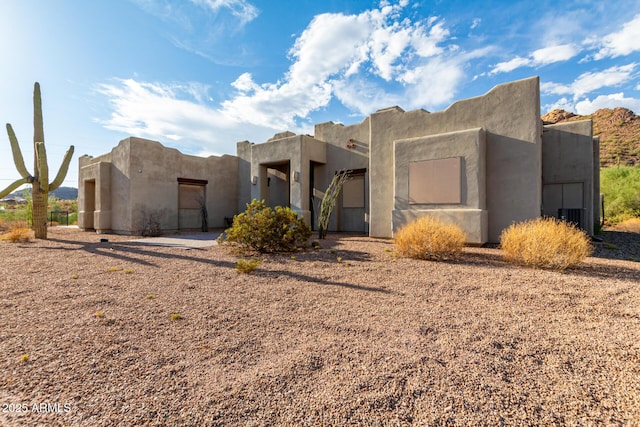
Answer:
[{"xmin": 128, "ymin": 233, "xmax": 221, "ymax": 249}]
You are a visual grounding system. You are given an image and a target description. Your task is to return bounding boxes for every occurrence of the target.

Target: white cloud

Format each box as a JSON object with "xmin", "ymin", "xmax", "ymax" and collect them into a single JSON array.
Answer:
[
  {"xmin": 575, "ymin": 93, "xmax": 640, "ymax": 115},
  {"xmin": 132, "ymin": 0, "xmax": 259, "ymax": 65},
  {"xmin": 397, "ymin": 57, "xmax": 465, "ymax": 109},
  {"xmin": 221, "ymin": 77, "xmax": 333, "ymax": 129},
  {"xmin": 96, "ymin": 79, "xmax": 279, "ymax": 154},
  {"xmin": 490, "ymin": 43, "xmax": 579, "ymax": 74},
  {"xmin": 592, "ymin": 14, "xmax": 640, "ymax": 60},
  {"xmin": 190, "ymin": 0, "xmax": 259, "ymax": 25},
  {"xmin": 542, "ymin": 97, "xmax": 576, "ymax": 114},
  {"xmin": 531, "ymin": 44, "xmax": 580, "ymax": 65},
  {"xmin": 490, "ymin": 56, "xmax": 531, "ymax": 74},
  {"xmin": 98, "ymin": 2, "xmax": 474, "ymax": 154},
  {"xmin": 541, "ymin": 63, "xmax": 637, "ymax": 100},
  {"xmin": 224, "ymin": 2, "xmax": 465, "ymax": 119},
  {"xmin": 332, "ymin": 77, "xmax": 402, "ymax": 115}
]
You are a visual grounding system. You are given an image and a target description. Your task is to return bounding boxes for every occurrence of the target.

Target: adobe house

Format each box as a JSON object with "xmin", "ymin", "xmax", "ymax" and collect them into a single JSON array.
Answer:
[{"xmin": 78, "ymin": 76, "xmax": 599, "ymax": 244}]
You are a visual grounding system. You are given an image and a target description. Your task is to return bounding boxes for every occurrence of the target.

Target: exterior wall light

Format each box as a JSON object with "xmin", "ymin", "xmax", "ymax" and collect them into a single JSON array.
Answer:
[
  {"xmin": 251, "ymin": 176, "xmax": 258, "ymax": 185},
  {"xmin": 293, "ymin": 171, "xmax": 300, "ymax": 182}
]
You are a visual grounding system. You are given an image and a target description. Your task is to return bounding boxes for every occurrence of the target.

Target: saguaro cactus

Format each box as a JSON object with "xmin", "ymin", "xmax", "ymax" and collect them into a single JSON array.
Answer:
[{"xmin": 0, "ymin": 82, "xmax": 75, "ymax": 239}]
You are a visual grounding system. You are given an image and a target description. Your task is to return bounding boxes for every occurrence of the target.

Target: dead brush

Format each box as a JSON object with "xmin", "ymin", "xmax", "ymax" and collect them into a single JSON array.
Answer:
[
  {"xmin": 500, "ymin": 217, "xmax": 593, "ymax": 271},
  {"xmin": 394, "ymin": 216, "xmax": 466, "ymax": 260},
  {"xmin": 1, "ymin": 222, "xmax": 34, "ymax": 243},
  {"xmin": 615, "ymin": 217, "xmax": 640, "ymax": 233}
]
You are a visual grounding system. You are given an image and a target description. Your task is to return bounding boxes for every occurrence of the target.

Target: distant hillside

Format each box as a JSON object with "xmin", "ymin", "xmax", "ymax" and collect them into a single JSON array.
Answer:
[
  {"xmin": 7, "ymin": 186, "xmax": 77, "ymax": 200},
  {"xmin": 542, "ymin": 107, "xmax": 640, "ymax": 167},
  {"xmin": 51, "ymin": 187, "xmax": 78, "ymax": 200}
]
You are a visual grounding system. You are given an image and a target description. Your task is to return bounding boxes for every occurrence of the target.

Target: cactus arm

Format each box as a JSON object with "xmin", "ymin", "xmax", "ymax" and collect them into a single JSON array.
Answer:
[
  {"xmin": 48, "ymin": 145, "xmax": 75, "ymax": 192},
  {"xmin": 0, "ymin": 177, "xmax": 29, "ymax": 199},
  {"xmin": 35, "ymin": 142, "xmax": 49, "ymax": 192},
  {"xmin": 33, "ymin": 82, "xmax": 44, "ymax": 144},
  {"xmin": 6, "ymin": 124, "xmax": 32, "ymax": 179}
]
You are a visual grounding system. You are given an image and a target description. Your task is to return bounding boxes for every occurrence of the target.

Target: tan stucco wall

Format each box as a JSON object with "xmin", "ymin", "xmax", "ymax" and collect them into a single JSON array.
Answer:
[
  {"xmin": 79, "ymin": 137, "xmax": 238, "ymax": 234},
  {"xmin": 393, "ymin": 127, "xmax": 488, "ymax": 244},
  {"xmin": 366, "ymin": 78, "xmax": 541, "ymax": 242},
  {"xmin": 236, "ymin": 141, "xmax": 253, "ymax": 213},
  {"xmin": 242, "ymin": 134, "xmax": 327, "ymax": 225},
  {"xmin": 78, "ymin": 153, "xmax": 115, "ymax": 232},
  {"xmin": 313, "ymin": 77, "xmax": 542, "ymax": 242},
  {"xmin": 541, "ymin": 120, "xmax": 596, "ymax": 234}
]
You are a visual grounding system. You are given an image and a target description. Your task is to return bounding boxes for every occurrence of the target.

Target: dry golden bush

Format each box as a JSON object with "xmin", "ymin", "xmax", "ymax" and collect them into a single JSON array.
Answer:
[
  {"xmin": 615, "ymin": 217, "xmax": 640, "ymax": 233},
  {"xmin": 500, "ymin": 217, "xmax": 593, "ymax": 271},
  {"xmin": 1, "ymin": 226, "xmax": 34, "ymax": 243},
  {"xmin": 394, "ymin": 216, "xmax": 466, "ymax": 260}
]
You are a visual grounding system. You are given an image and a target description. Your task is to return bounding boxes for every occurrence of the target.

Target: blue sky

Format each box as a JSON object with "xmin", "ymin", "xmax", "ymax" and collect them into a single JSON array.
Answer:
[{"xmin": 1, "ymin": 0, "xmax": 639, "ymax": 190}]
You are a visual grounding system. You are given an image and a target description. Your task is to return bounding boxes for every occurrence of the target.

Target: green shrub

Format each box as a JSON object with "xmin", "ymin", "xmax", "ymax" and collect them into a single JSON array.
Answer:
[
  {"xmin": 236, "ymin": 258, "xmax": 262, "ymax": 274},
  {"xmin": 223, "ymin": 199, "xmax": 311, "ymax": 253},
  {"xmin": 500, "ymin": 217, "xmax": 593, "ymax": 270},
  {"xmin": 394, "ymin": 216, "xmax": 466, "ymax": 260},
  {"xmin": 601, "ymin": 166, "xmax": 640, "ymax": 224}
]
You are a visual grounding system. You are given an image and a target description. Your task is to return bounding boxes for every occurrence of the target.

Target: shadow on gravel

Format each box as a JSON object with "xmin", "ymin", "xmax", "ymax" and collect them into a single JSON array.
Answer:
[
  {"xmin": 260, "ymin": 269, "xmax": 391, "ymax": 293},
  {"xmin": 460, "ymin": 245, "xmax": 640, "ymax": 282},
  {"xmin": 42, "ymin": 238, "xmax": 389, "ymax": 293},
  {"xmin": 568, "ymin": 261, "xmax": 640, "ymax": 282},
  {"xmin": 591, "ymin": 230, "xmax": 640, "ymax": 262}
]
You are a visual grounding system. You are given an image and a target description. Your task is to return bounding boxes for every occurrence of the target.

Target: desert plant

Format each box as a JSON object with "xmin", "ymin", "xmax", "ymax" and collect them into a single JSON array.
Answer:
[
  {"xmin": 394, "ymin": 216, "xmax": 466, "ymax": 260},
  {"xmin": 317, "ymin": 170, "xmax": 349, "ymax": 239},
  {"xmin": 615, "ymin": 217, "xmax": 640, "ymax": 233},
  {"xmin": 138, "ymin": 208, "xmax": 164, "ymax": 237},
  {"xmin": 1, "ymin": 225, "xmax": 34, "ymax": 243},
  {"xmin": 500, "ymin": 217, "xmax": 593, "ymax": 270},
  {"xmin": 600, "ymin": 166, "xmax": 640, "ymax": 224},
  {"xmin": 0, "ymin": 83, "xmax": 75, "ymax": 239},
  {"xmin": 197, "ymin": 195, "xmax": 208, "ymax": 232},
  {"xmin": 222, "ymin": 199, "xmax": 311, "ymax": 253},
  {"xmin": 170, "ymin": 313, "xmax": 183, "ymax": 321},
  {"xmin": 236, "ymin": 258, "xmax": 262, "ymax": 273}
]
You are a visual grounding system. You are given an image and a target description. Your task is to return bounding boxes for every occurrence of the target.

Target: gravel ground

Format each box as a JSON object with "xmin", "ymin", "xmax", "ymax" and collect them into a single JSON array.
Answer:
[{"xmin": 1, "ymin": 227, "xmax": 639, "ymax": 426}]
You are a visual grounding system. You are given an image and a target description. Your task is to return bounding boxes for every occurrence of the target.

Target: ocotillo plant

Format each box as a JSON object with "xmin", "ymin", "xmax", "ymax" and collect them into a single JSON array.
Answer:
[
  {"xmin": 0, "ymin": 82, "xmax": 75, "ymax": 239},
  {"xmin": 317, "ymin": 169, "xmax": 350, "ymax": 239}
]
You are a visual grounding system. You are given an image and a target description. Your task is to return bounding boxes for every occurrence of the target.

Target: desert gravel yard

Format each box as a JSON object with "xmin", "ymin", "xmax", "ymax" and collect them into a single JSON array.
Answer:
[{"xmin": 1, "ymin": 227, "xmax": 639, "ymax": 426}]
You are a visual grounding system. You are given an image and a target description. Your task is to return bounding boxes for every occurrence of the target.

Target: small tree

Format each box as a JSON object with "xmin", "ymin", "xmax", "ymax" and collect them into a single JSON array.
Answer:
[
  {"xmin": 0, "ymin": 83, "xmax": 74, "ymax": 239},
  {"xmin": 223, "ymin": 199, "xmax": 311, "ymax": 253},
  {"xmin": 317, "ymin": 170, "xmax": 349, "ymax": 239}
]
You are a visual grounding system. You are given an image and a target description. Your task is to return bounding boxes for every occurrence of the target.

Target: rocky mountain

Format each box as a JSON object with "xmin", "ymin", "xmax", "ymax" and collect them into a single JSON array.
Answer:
[
  {"xmin": 6, "ymin": 186, "xmax": 78, "ymax": 200},
  {"xmin": 542, "ymin": 107, "xmax": 640, "ymax": 167}
]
